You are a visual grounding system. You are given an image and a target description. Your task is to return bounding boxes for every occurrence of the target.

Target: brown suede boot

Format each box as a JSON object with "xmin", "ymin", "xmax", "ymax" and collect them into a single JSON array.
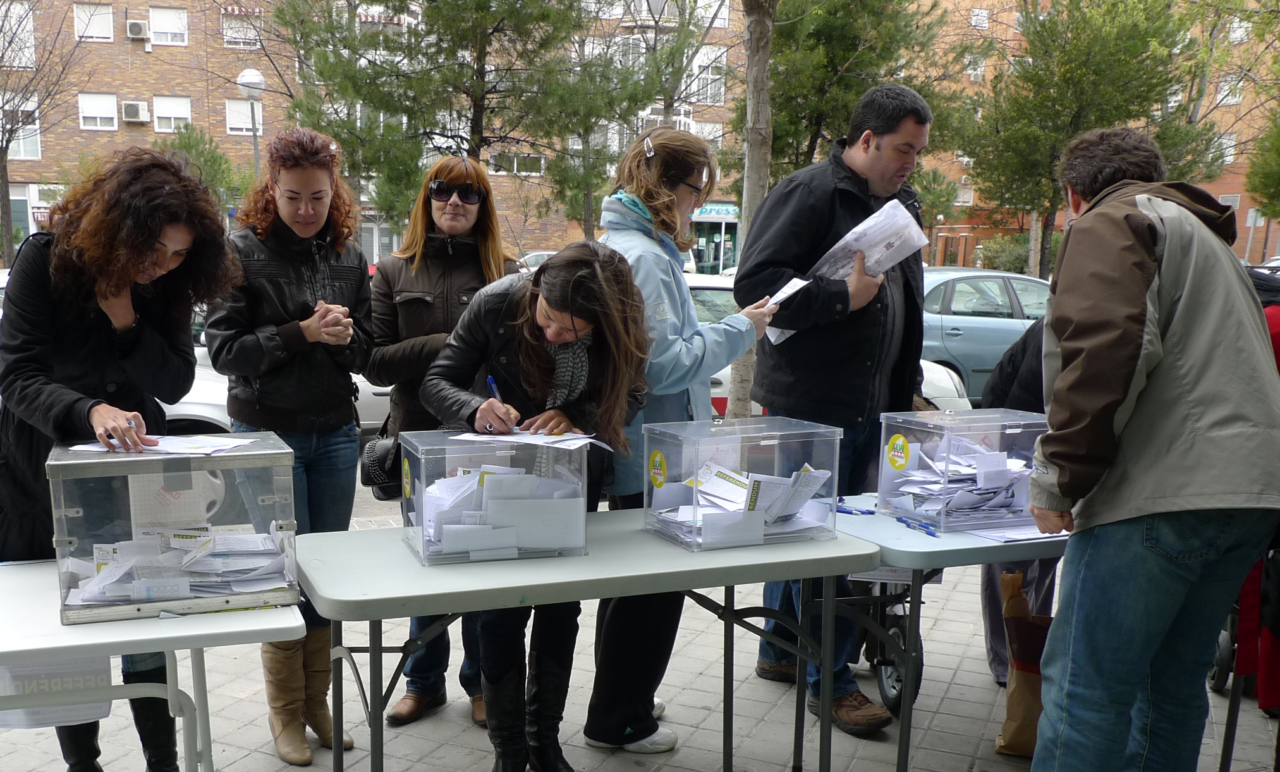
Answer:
[
  {"xmin": 262, "ymin": 637, "xmax": 313, "ymax": 766},
  {"xmin": 301, "ymin": 626, "xmax": 353, "ymax": 751}
]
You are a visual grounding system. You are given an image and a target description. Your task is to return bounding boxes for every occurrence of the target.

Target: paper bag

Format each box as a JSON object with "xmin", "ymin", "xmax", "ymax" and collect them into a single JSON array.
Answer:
[{"xmin": 995, "ymin": 570, "xmax": 1052, "ymax": 757}]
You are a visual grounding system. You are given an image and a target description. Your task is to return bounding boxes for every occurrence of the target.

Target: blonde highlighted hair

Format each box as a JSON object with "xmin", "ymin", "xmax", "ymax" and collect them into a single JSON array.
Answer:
[
  {"xmin": 611, "ymin": 127, "xmax": 717, "ymax": 251},
  {"xmin": 394, "ymin": 156, "xmax": 511, "ymax": 282}
]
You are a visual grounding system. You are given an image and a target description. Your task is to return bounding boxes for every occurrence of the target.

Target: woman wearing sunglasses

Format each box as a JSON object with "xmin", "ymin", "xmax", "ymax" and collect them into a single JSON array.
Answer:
[
  {"xmin": 420, "ymin": 241, "xmax": 648, "ymax": 772},
  {"xmin": 366, "ymin": 156, "xmax": 518, "ymax": 728},
  {"xmin": 582, "ymin": 127, "xmax": 778, "ymax": 753}
]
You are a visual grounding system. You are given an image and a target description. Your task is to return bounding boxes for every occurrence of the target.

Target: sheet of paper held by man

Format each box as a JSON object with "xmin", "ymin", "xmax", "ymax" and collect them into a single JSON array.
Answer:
[{"xmin": 767, "ymin": 199, "xmax": 929, "ymax": 345}]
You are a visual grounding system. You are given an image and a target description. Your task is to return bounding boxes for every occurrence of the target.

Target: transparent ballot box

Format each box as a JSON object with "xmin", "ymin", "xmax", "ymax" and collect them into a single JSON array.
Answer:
[
  {"xmin": 642, "ymin": 417, "xmax": 841, "ymax": 552},
  {"xmin": 876, "ymin": 409, "xmax": 1048, "ymax": 532},
  {"xmin": 46, "ymin": 433, "xmax": 298, "ymax": 625},
  {"xmin": 399, "ymin": 431, "xmax": 589, "ymax": 565}
]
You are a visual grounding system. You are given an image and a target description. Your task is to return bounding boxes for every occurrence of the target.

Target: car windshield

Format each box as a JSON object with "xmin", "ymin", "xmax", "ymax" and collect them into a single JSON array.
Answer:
[{"xmin": 689, "ymin": 288, "xmax": 737, "ymax": 324}]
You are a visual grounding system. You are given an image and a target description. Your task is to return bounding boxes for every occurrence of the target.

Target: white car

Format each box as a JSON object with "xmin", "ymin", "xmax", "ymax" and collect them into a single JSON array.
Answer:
[{"xmin": 683, "ymin": 273, "xmax": 972, "ymax": 415}]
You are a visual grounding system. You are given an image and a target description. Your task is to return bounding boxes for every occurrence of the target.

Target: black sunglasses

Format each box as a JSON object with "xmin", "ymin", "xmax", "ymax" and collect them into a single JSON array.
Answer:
[{"xmin": 429, "ymin": 179, "xmax": 483, "ymax": 205}]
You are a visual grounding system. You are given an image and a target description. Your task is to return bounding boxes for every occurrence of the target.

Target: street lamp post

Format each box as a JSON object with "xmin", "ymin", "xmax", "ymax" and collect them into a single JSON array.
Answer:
[{"xmin": 236, "ymin": 68, "xmax": 266, "ymax": 176}]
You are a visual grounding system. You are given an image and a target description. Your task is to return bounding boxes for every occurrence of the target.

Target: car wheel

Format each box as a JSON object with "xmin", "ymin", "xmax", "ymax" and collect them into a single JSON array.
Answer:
[{"xmin": 165, "ymin": 420, "xmax": 250, "ymax": 527}]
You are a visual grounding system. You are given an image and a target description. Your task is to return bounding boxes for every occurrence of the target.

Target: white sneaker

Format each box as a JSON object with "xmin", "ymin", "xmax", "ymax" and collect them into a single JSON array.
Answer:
[
  {"xmin": 652, "ymin": 697, "xmax": 666, "ymax": 720},
  {"xmin": 585, "ymin": 726, "xmax": 678, "ymax": 753}
]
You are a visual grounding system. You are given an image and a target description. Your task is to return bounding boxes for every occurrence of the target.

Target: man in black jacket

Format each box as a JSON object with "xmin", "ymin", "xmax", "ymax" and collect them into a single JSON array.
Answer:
[{"xmin": 733, "ymin": 84, "xmax": 930, "ymax": 736}]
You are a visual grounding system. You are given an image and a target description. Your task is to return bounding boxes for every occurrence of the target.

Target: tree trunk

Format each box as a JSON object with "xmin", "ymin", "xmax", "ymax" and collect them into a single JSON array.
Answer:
[
  {"xmin": 0, "ymin": 154, "xmax": 13, "ymax": 268},
  {"xmin": 1027, "ymin": 211, "xmax": 1042, "ymax": 277},
  {"xmin": 582, "ymin": 180, "xmax": 595, "ymax": 241},
  {"xmin": 1038, "ymin": 205, "xmax": 1058, "ymax": 280},
  {"xmin": 726, "ymin": 0, "xmax": 779, "ymax": 420}
]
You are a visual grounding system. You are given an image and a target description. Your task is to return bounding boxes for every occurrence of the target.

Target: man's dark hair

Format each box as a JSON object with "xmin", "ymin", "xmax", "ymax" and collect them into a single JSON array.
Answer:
[
  {"xmin": 1057, "ymin": 127, "xmax": 1166, "ymax": 202},
  {"xmin": 846, "ymin": 84, "xmax": 933, "ymax": 144}
]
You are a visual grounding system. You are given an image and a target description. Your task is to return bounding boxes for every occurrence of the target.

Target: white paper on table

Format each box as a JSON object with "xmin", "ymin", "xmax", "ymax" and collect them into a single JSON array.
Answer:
[
  {"xmin": 488, "ymin": 499, "xmax": 585, "ymax": 549},
  {"xmin": 69, "ymin": 435, "xmax": 258, "ymax": 455},
  {"xmin": 440, "ymin": 525, "xmax": 518, "ymax": 554},
  {"xmin": 213, "ymin": 533, "xmax": 278, "ymax": 554},
  {"xmin": 969, "ymin": 524, "xmax": 1060, "ymax": 543},
  {"xmin": 229, "ymin": 576, "xmax": 290, "ymax": 593},
  {"xmin": 701, "ymin": 509, "xmax": 765, "ymax": 549},
  {"xmin": 453, "ymin": 430, "xmax": 612, "ymax": 451}
]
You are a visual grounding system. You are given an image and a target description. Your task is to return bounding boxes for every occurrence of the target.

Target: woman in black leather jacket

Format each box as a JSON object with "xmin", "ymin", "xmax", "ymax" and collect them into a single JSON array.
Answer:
[
  {"xmin": 366, "ymin": 156, "xmax": 517, "ymax": 730},
  {"xmin": 420, "ymin": 242, "xmax": 648, "ymax": 772},
  {"xmin": 204, "ymin": 128, "xmax": 372, "ymax": 766}
]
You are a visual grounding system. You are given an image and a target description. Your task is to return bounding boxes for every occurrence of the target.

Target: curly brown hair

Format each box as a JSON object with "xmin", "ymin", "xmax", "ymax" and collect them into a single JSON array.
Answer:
[
  {"xmin": 236, "ymin": 127, "xmax": 359, "ymax": 247},
  {"xmin": 513, "ymin": 241, "xmax": 649, "ymax": 454},
  {"xmin": 612, "ymin": 127, "xmax": 717, "ymax": 252},
  {"xmin": 48, "ymin": 147, "xmax": 239, "ymax": 322}
]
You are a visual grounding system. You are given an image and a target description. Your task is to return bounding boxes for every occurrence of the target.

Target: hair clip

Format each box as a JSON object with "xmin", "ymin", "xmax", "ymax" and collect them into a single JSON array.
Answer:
[{"xmin": 644, "ymin": 137, "xmax": 655, "ymax": 158}]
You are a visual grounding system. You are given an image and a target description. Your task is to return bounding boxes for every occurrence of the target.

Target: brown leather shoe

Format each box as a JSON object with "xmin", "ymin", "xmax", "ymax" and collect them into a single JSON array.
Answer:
[
  {"xmin": 755, "ymin": 660, "xmax": 798, "ymax": 683},
  {"xmin": 386, "ymin": 690, "xmax": 447, "ymax": 726},
  {"xmin": 470, "ymin": 694, "xmax": 486, "ymax": 727},
  {"xmin": 807, "ymin": 690, "xmax": 892, "ymax": 737}
]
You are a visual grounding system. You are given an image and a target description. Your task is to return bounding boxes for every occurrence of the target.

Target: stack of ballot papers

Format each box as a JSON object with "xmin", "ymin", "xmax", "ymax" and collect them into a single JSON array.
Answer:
[
  {"xmin": 648, "ymin": 461, "xmax": 834, "ymax": 549},
  {"xmin": 411, "ymin": 465, "xmax": 586, "ymax": 559},
  {"xmin": 453, "ymin": 429, "xmax": 611, "ymax": 452},
  {"xmin": 64, "ymin": 530, "xmax": 290, "ymax": 605},
  {"xmin": 68, "ymin": 435, "xmax": 260, "ymax": 455},
  {"xmin": 880, "ymin": 435, "xmax": 1034, "ymax": 531}
]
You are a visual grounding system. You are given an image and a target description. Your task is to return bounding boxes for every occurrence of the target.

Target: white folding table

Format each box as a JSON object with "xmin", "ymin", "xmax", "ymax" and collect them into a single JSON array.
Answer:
[
  {"xmin": 296, "ymin": 508, "xmax": 881, "ymax": 772},
  {"xmin": 835, "ymin": 496, "xmax": 1069, "ymax": 772},
  {"xmin": 0, "ymin": 561, "xmax": 306, "ymax": 772}
]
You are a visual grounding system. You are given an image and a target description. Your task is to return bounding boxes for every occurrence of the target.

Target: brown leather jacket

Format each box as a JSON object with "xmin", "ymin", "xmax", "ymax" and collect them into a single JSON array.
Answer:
[{"xmin": 365, "ymin": 235, "xmax": 516, "ymax": 435}]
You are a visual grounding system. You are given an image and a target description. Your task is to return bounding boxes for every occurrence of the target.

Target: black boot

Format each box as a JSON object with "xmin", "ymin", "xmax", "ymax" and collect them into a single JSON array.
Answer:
[
  {"xmin": 526, "ymin": 654, "xmax": 574, "ymax": 772},
  {"xmin": 482, "ymin": 667, "xmax": 529, "ymax": 772},
  {"xmin": 124, "ymin": 666, "xmax": 180, "ymax": 772},
  {"xmin": 55, "ymin": 722, "xmax": 104, "ymax": 772}
]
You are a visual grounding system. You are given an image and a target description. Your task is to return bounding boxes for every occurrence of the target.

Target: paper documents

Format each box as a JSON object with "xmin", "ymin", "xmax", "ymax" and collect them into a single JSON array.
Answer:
[
  {"xmin": 69, "ymin": 435, "xmax": 259, "ymax": 455},
  {"xmin": 881, "ymin": 437, "xmax": 1033, "ymax": 530},
  {"xmin": 453, "ymin": 429, "xmax": 611, "ymax": 452},
  {"xmin": 767, "ymin": 200, "xmax": 929, "ymax": 345}
]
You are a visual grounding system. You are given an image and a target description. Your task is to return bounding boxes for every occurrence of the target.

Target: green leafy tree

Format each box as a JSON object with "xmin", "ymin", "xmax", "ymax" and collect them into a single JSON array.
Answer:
[
  {"xmin": 911, "ymin": 168, "xmax": 958, "ymax": 252},
  {"xmin": 1248, "ymin": 114, "xmax": 1280, "ymax": 219},
  {"xmin": 152, "ymin": 124, "xmax": 257, "ymax": 212}
]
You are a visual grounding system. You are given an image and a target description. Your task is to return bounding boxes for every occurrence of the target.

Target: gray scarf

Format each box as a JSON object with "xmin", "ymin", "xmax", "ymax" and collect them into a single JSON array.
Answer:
[{"xmin": 544, "ymin": 330, "xmax": 593, "ymax": 409}]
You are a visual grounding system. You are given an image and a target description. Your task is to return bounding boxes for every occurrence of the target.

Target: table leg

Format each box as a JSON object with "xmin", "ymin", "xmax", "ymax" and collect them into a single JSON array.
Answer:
[
  {"xmin": 333, "ymin": 623, "xmax": 344, "ymax": 772},
  {"xmin": 370, "ymin": 620, "xmax": 383, "ymax": 772},
  {"xmin": 793, "ymin": 579, "xmax": 810, "ymax": 772},
  {"xmin": 819, "ymin": 576, "xmax": 834, "ymax": 772},
  {"xmin": 723, "ymin": 586, "xmax": 734, "ymax": 772},
  {"xmin": 190, "ymin": 648, "xmax": 213, "ymax": 772},
  {"xmin": 895, "ymin": 569, "xmax": 925, "ymax": 772}
]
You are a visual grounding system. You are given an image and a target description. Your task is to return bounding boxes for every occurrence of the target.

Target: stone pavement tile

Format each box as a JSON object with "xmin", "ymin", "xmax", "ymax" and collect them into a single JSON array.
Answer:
[
  {"xmin": 972, "ymin": 759, "xmax": 1033, "ymax": 772},
  {"xmin": 919, "ymin": 728, "xmax": 983, "ymax": 757},
  {"xmin": 382, "ymin": 731, "xmax": 443, "ymax": 761},
  {"xmin": 0, "ymin": 745, "xmax": 63, "ymax": 772},
  {"xmin": 220, "ymin": 750, "xmax": 292, "ymax": 772},
  {"xmin": 594, "ymin": 751, "xmax": 666, "ymax": 772},
  {"xmin": 928, "ymin": 711, "xmax": 987, "ymax": 737},
  {"xmin": 912, "ymin": 747, "xmax": 978, "ymax": 772}
]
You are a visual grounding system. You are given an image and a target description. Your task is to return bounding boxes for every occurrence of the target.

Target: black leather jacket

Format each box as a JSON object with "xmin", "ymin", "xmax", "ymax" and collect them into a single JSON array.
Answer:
[{"xmin": 205, "ymin": 222, "xmax": 373, "ymax": 433}]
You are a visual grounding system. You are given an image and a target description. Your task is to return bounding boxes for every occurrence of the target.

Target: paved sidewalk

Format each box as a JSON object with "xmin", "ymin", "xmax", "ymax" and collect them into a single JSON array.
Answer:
[{"xmin": 1, "ymin": 507, "xmax": 1274, "ymax": 772}]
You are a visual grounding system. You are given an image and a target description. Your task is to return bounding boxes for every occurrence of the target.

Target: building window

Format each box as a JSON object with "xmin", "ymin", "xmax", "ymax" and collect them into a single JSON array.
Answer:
[
  {"xmin": 1218, "ymin": 78, "xmax": 1244, "ymax": 106},
  {"xmin": 222, "ymin": 14, "xmax": 259, "ymax": 48},
  {"xmin": 78, "ymin": 93, "xmax": 117, "ymax": 130},
  {"xmin": 226, "ymin": 99, "xmax": 263, "ymax": 135},
  {"xmin": 74, "ymin": 4, "xmax": 113, "ymax": 41},
  {"xmin": 964, "ymin": 55, "xmax": 985, "ymax": 82},
  {"xmin": 970, "ymin": 8, "xmax": 989, "ymax": 29},
  {"xmin": 0, "ymin": 3, "xmax": 35, "ymax": 69},
  {"xmin": 955, "ymin": 186, "xmax": 975, "ymax": 207},
  {"xmin": 153, "ymin": 96, "xmax": 191, "ymax": 133},
  {"xmin": 584, "ymin": 0, "xmax": 623, "ymax": 18},
  {"xmin": 3, "ymin": 97, "xmax": 39, "ymax": 160},
  {"xmin": 149, "ymin": 7, "xmax": 187, "ymax": 46},
  {"xmin": 1218, "ymin": 133, "xmax": 1238, "ymax": 165},
  {"xmin": 688, "ymin": 46, "xmax": 726, "ymax": 106},
  {"xmin": 1220, "ymin": 194, "xmax": 1241, "ymax": 210},
  {"xmin": 1228, "ymin": 19, "xmax": 1251, "ymax": 45},
  {"xmin": 696, "ymin": 0, "xmax": 729, "ymax": 28},
  {"xmin": 693, "ymin": 121, "xmax": 722, "ymax": 148},
  {"xmin": 489, "ymin": 152, "xmax": 545, "ymax": 176}
]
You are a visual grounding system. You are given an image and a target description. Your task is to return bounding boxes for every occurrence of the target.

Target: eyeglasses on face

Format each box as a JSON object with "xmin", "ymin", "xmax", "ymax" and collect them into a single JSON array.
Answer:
[{"xmin": 429, "ymin": 179, "xmax": 483, "ymax": 205}]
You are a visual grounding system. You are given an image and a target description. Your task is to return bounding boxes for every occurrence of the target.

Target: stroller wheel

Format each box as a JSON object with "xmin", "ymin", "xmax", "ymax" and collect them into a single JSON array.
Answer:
[{"xmin": 1207, "ymin": 628, "xmax": 1233, "ymax": 694}]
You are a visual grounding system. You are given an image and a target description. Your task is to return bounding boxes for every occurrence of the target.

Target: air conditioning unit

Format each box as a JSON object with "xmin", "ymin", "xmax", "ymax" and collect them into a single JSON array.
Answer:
[
  {"xmin": 960, "ymin": 175, "xmax": 973, "ymax": 185},
  {"xmin": 122, "ymin": 101, "xmax": 151, "ymax": 123},
  {"xmin": 961, "ymin": 158, "xmax": 974, "ymax": 168},
  {"xmin": 126, "ymin": 20, "xmax": 150, "ymax": 39}
]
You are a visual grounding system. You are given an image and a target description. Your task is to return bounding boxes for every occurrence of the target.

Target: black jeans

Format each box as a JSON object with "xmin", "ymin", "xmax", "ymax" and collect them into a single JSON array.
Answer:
[{"xmin": 478, "ymin": 603, "xmax": 581, "ymax": 683}]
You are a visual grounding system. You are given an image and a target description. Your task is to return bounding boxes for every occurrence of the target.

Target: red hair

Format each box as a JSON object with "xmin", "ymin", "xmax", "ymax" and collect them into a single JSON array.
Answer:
[{"xmin": 237, "ymin": 127, "xmax": 359, "ymax": 247}]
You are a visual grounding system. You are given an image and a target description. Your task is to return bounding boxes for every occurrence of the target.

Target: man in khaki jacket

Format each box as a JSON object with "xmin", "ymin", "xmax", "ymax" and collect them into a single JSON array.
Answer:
[{"xmin": 1028, "ymin": 127, "xmax": 1280, "ymax": 771}]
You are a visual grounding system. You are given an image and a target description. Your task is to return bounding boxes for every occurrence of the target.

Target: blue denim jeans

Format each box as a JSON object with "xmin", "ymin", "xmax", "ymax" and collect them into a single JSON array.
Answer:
[
  {"xmin": 406, "ymin": 612, "xmax": 482, "ymax": 698},
  {"xmin": 757, "ymin": 414, "xmax": 882, "ymax": 698},
  {"xmin": 232, "ymin": 420, "xmax": 359, "ymax": 628},
  {"xmin": 1032, "ymin": 509, "xmax": 1279, "ymax": 772}
]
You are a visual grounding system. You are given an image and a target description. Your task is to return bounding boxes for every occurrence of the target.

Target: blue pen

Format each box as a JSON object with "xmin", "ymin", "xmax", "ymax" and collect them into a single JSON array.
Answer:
[
  {"xmin": 836, "ymin": 497, "xmax": 875, "ymax": 515},
  {"xmin": 895, "ymin": 516, "xmax": 942, "ymax": 538},
  {"xmin": 486, "ymin": 375, "xmax": 503, "ymax": 402}
]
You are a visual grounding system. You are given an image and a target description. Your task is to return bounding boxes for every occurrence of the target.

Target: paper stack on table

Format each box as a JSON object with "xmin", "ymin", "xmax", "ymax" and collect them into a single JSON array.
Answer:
[
  {"xmin": 66, "ymin": 531, "xmax": 289, "ymax": 606},
  {"xmin": 453, "ymin": 429, "xmax": 611, "ymax": 452},
  {"xmin": 68, "ymin": 435, "xmax": 259, "ymax": 455},
  {"xmin": 882, "ymin": 435, "xmax": 1033, "ymax": 529}
]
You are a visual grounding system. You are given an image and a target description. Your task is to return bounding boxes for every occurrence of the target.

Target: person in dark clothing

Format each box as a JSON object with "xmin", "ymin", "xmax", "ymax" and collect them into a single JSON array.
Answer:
[
  {"xmin": 367, "ymin": 156, "xmax": 518, "ymax": 729},
  {"xmin": 421, "ymin": 242, "xmax": 648, "ymax": 772},
  {"xmin": 977, "ymin": 317, "xmax": 1061, "ymax": 686},
  {"xmin": 204, "ymin": 128, "xmax": 372, "ymax": 766},
  {"xmin": 734, "ymin": 83, "xmax": 932, "ymax": 736},
  {"xmin": 0, "ymin": 148, "xmax": 238, "ymax": 772}
]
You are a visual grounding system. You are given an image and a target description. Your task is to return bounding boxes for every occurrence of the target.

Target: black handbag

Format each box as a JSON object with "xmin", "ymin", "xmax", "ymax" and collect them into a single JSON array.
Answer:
[{"xmin": 360, "ymin": 416, "xmax": 402, "ymax": 501}]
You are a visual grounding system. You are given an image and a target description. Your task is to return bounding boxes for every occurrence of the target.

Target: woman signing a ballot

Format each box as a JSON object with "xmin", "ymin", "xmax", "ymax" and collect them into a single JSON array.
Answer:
[{"xmin": 420, "ymin": 241, "xmax": 647, "ymax": 772}]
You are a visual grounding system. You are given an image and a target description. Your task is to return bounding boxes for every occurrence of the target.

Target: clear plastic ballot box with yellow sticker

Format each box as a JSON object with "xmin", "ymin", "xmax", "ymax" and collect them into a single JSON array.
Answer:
[
  {"xmin": 45, "ymin": 433, "xmax": 299, "ymax": 625},
  {"xmin": 876, "ymin": 409, "xmax": 1048, "ymax": 532},
  {"xmin": 398, "ymin": 430, "xmax": 589, "ymax": 565},
  {"xmin": 642, "ymin": 418, "xmax": 841, "ymax": 552}
]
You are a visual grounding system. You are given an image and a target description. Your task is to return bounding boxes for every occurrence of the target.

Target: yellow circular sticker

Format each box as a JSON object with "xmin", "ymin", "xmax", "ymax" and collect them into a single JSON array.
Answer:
[
  {"xmin": 886, "ymin": 434, "xmax": 910, "ymax": 471},
  {"xmin": 649, "ymin": 450, "xmax": 667, "ymax": 489},
  {"xmin": 402, "ymin": 457, "xmax": 412, "ymax": 499}
]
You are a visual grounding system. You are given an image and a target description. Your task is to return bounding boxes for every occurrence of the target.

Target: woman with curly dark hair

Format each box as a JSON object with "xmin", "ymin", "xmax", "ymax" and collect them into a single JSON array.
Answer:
[
  {"xmin": 0, "ymin": 147, "xmax": 238, "ymax": 772},
  {"xmin": 205, "ymin": 127, "xmax": 372, "ymax": 766}
]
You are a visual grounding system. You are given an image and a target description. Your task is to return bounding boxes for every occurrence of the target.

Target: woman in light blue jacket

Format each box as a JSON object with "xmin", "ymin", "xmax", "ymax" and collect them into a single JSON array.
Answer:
[{"xmin": 583, "ymin": 127, "xmax": 777, "ymax": 753}]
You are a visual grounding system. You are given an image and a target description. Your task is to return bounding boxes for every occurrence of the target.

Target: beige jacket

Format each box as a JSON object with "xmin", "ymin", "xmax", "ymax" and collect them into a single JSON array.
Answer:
[{"xmin": 1030, "ymin": 181, "xmax": 1280, "ymax": 530}]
